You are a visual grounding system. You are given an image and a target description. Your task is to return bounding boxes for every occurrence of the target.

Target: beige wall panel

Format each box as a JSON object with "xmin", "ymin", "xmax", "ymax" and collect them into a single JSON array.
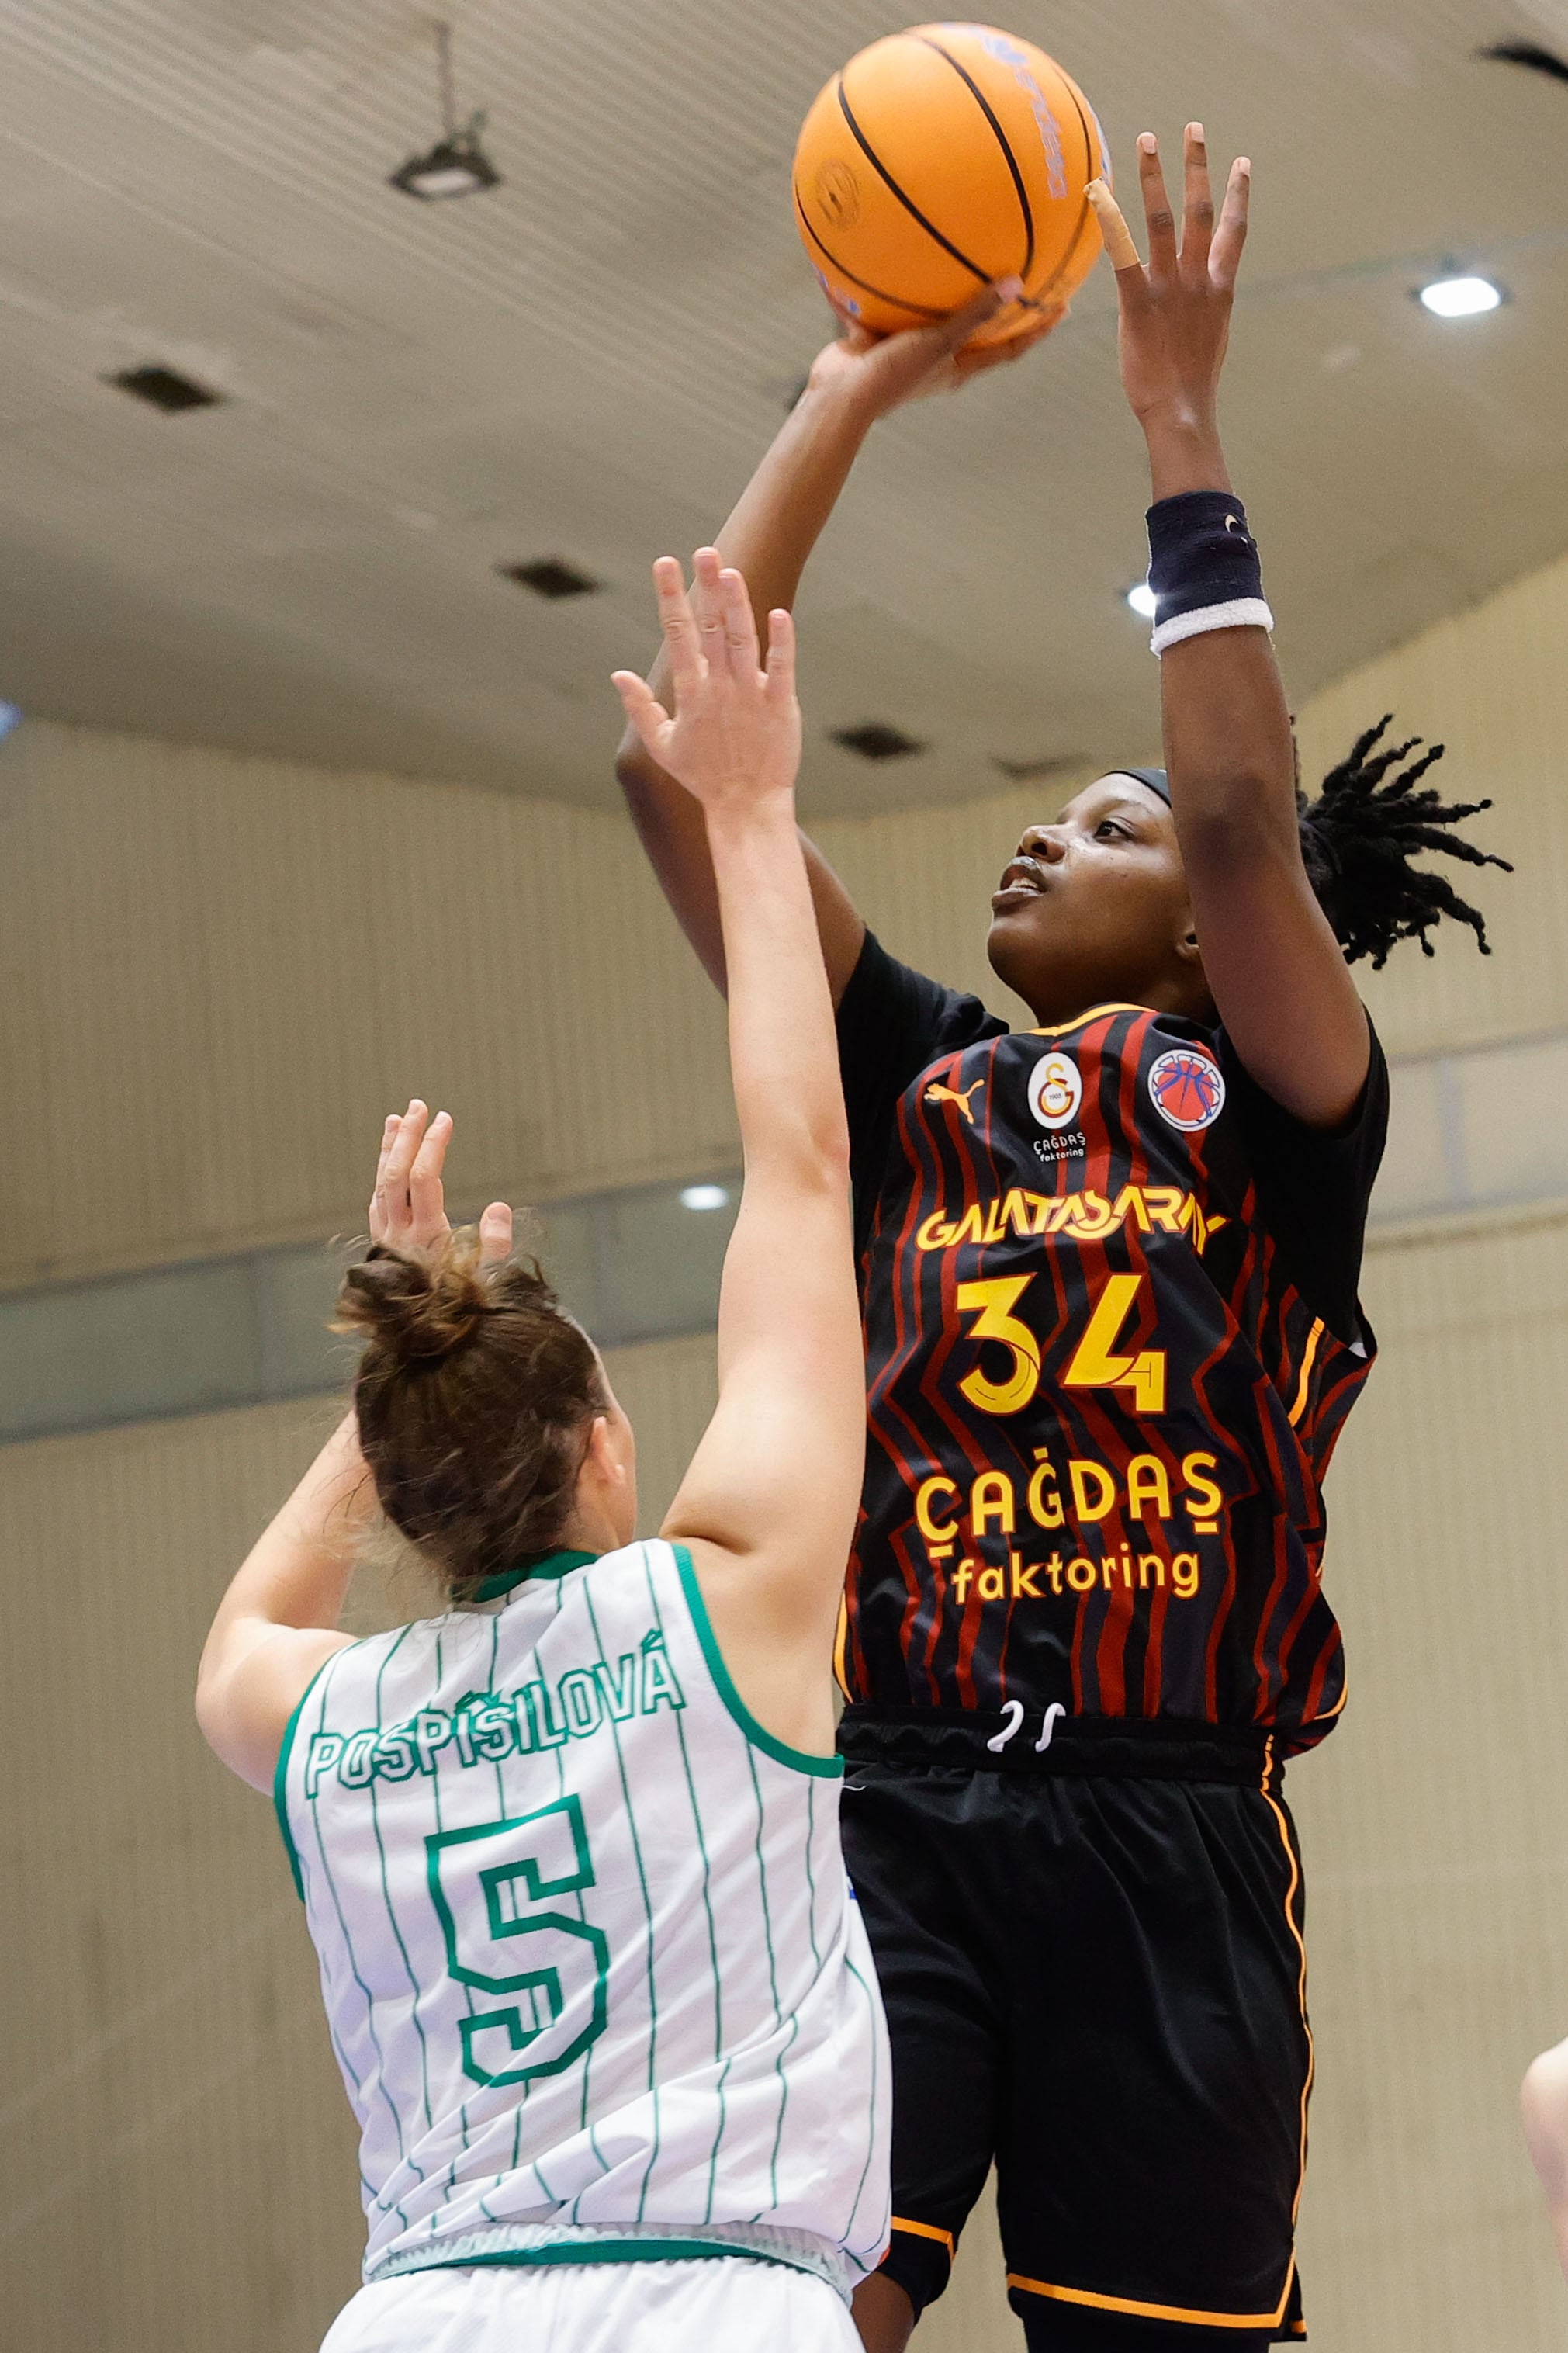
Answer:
[
  {"xmin": 0, "ymin": 1392, "xmax": 362, "ymax": 2353},
  {"xmin": 0, "ymin": 721, "xmax": 738, "ymax": 1287},
  {"xmin": 2, "ymin": 542, "xmax": 1563, "ymax": 1288},
  {"xmin": 1294, "ymin": 551, "xmax": 1568, "ymax": 1063},
  {"xmin": 0, "ymin": 712, "xmax": 1046, "ymax": 1294},
  {"xmin": 1286, "ymin": 1212, "xmax": 1568, "ymax": 2351}
]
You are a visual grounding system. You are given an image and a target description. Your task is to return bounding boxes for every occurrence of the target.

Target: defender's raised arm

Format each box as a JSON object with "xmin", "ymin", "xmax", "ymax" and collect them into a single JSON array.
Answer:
[{"xmin": 614, "ymin": 551, "xmax": 861, "ymax": 1755}]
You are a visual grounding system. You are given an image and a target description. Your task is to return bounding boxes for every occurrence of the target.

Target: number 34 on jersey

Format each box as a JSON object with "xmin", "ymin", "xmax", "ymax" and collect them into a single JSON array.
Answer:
[{"xmin": 956, "ymin": 1274, "xmax": 1166, "ymax": 1417}]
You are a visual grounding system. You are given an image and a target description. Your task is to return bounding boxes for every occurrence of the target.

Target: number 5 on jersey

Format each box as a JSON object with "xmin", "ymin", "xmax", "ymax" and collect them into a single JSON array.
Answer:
[
  {"xmin": 427, "ymin": 1797, "xmax": 610, "ymax": 2088},
  {"xmin": 956, "ymin": 1274, "xmax": 1166, "ymax": 1417}
]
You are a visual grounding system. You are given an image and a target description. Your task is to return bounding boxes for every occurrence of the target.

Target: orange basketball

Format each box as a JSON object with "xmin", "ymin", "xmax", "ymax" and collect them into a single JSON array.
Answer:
[{"xmin": 793, "ymin": 23, "xmax": 1110, "ymax": 348}]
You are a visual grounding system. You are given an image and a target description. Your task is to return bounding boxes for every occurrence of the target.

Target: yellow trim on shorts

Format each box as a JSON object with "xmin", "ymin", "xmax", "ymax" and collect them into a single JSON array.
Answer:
[
  {"xmin": 1260, "ymin": 1737, "xmax": 1314, "ymax": 2227},
  {"xmin": 1009, "ymin": 1756, "xmax": 1309, "ymax": 2337},
  {"xmin": 1006, "ymin": 2254, "xmax": 1296, "ymax": 2330},
  {"xmin": 891, "ymin": 2216, "xmax": 955, "ymax": 2254}
]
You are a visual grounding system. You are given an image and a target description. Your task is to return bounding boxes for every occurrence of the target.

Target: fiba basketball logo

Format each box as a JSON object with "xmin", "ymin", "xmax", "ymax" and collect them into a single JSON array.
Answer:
[
  {"xmin": 1029, "ymin": 1049, "xmax": 1082, "ymax": 1130},
  {"xmin": 814, "ymin": 160, "xmax": 860, "ymax": 228},
  {"xmin": 1147, "ymin": 1048, "xmax": 1226, "ymax": 1132}
]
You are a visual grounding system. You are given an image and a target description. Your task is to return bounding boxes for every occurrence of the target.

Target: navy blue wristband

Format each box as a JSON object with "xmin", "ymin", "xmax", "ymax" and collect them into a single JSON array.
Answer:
[{"xmin": 1144, "ymin": 490, "xmax": 1272, "ymax": 655}]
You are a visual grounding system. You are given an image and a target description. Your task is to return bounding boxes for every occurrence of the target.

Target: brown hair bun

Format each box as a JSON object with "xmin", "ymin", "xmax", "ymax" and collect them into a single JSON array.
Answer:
[
  {"xmin": 335, "ymin": 1230, "xmax": 608, "ymax": 1603},
  {"xmin": 337, "ymin": 1239, "xmax": 490, "ymax": 1364}
]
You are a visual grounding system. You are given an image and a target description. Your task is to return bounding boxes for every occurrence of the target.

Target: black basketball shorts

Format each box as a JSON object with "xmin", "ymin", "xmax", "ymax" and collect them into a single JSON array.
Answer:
[{"xmin": 838, "ymin": 1707, "xmax": 1312, "ymax": 2351}]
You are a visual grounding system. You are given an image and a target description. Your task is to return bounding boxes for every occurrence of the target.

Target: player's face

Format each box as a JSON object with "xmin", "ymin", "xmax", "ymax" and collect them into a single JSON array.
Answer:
[{"xmin": 985, "ymin": 775, "xmax": 1210, "ymax": 1027}]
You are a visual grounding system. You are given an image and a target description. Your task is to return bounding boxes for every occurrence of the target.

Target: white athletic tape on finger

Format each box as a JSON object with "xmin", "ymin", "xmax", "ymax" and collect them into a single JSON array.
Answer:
[{"xmin": 1087, "ymin": 182, "xmax": 1140, "ymax": 272}]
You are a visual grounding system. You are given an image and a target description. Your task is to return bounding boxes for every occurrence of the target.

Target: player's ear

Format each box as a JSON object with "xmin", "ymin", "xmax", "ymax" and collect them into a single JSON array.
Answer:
[
  {"xmin": 580, "ymin": 1415, "xmax": 614, "ymax": 1485},
  {"xmin": 580, "ymin": 1407, "xmax": 635, "ymax": 1494},
  {"xmin": 1172, "ymin": 916, "xmax": 1214, "ymax": 1017},
  {"xmin": 1172, "ymin": 904, "xmax": 1204, "ymax": 968}
]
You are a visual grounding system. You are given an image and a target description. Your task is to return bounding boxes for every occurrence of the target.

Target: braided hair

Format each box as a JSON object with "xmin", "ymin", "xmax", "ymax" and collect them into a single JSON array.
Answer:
[{"xmin": 1296, "ymin": 716, "xmax": 1512, "ymax": 969}]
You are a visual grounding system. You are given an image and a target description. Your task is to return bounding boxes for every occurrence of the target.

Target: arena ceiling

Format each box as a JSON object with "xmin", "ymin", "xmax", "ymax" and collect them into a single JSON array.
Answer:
[{"xmin": 0, "ymin": 0, "xmax": 1564, "ymax": 814}]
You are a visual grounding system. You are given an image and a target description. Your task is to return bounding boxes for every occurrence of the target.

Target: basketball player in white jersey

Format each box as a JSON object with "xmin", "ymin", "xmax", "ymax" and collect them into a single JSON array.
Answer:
[{"xmin": 196, "ymin": 554, "xmax": 888, "ymax": 2351}]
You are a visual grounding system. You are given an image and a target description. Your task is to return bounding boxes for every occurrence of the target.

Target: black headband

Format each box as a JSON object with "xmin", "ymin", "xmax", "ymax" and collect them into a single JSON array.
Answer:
[{"xmin": 1107, "ymin": 765, "xmax": 1171, "ymax": 806}]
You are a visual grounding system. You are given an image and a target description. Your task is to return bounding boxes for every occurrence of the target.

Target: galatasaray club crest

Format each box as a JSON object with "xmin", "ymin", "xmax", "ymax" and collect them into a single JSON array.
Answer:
[
  {"xmin": 1147, "ymin": 1047, "xmax": 1226, "ymax": 1132},
  {"xmin": 1028, "ymin": 1049, "xmax": 1082, "ymax": 1130}
]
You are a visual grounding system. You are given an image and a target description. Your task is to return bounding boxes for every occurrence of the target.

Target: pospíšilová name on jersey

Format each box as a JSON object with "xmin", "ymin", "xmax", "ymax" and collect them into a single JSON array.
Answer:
[{"xmin": 275, "ymin": 1540, "xmax": 890, "ymax": 2299}]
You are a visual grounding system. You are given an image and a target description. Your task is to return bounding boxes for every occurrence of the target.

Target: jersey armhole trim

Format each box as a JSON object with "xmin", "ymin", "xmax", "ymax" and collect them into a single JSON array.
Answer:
[
  {"xmin": 272, "ymin": 1654, "xmax": 337, "ymax": 1901},
  {"xmin": 671, "ymin": 1541, "xmax": 843, "ymax": 1779}
]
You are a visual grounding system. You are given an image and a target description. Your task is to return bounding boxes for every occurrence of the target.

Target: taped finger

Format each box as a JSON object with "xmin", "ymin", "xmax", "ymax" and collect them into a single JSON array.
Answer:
[{"xmin": 1086, "ymin": 181, "xmax": 1141, "ymax": 273}]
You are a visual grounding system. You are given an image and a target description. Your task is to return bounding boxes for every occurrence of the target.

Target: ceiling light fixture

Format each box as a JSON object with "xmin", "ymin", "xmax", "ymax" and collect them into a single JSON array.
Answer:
[
  {"xmin": 831, "ymin": 722, "xmax": 926, "ymax": 761},
  {"xmin": 1477, "ymin": 37, "xmax": 1568, "ymax": 85},
  {"xmin": 1417, "ymin": 274, "xmax": 1503, "ymax": 318},
  {"xmin": 1125, "ymin": 581, "xmax": 1158, "ymax": 619},
  {"xmin": 991, "ymin": 752, "xmax": 1081, "ymax": 781},
  {"xmin": 390, "ymin": 23, "xmax": 500, "ymax": 200},
  {"xmin": 107, "ymin": 364, "xmax": 223, "ymax": 413},
  {"xmin": 680, "ymin": 1184, "xmax": 730, "ymax": 1211},
  {"xmin": 499, "ymin": 558, "xmax": 603, "ymax": 599}
]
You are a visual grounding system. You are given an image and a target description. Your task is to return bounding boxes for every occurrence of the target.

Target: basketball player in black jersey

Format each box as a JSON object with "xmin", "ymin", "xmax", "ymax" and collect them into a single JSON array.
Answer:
[{"xmin": 616, "ymin": 131, "xmax": 1507, "ymax": 2351}]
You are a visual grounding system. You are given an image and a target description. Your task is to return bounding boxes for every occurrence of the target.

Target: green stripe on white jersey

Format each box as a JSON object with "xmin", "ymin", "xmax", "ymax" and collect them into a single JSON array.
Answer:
[{"xmin": 278, "ymin": 1537, "xmax": 890, "ymax": 2299}]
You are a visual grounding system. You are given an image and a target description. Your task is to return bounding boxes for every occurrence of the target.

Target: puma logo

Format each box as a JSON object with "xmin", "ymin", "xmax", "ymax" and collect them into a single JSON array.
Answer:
[{"xmin": 925, "ymin": 1079, "xmax": 985, "ymax": 1125}]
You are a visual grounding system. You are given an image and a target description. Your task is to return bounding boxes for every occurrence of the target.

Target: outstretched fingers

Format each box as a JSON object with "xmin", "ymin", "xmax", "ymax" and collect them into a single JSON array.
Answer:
[
  {"xmin": 478, "ymin": 1200, "xmax": 514, "ymax": 1267},
  {"xmin": 407, "ymin": 1109, "xmax": 452, "ymax": 1244},
  {"xmin": 1180, "ymin": 123, "xmax": 1215, "ymax": 280},
  {"xmin": 368, "ymin": 1111, "xmax": 401, "ymax": 1238},
  {"xmin": 1085, "ymin": 179, "xmax": 1148, "ymax": 303},
  {"xmin": 1136, "ymin": 132, "xmax": 1179, "ymax": 279},
  {"xmin": 371, "ymin": 1110, "xmax": 399, "ymax": 1203},
  {"xmin": 611, "ymin": 668, "xmax": 673, "ymax": 758},
  {"xmin": 690, "ymin": 545, "xmax": 729, "ymax": 678},
  {"xmin": 1210, "ymin": 155, "xmax": 1251, "ymax": 290},
  {"xmin": 763, "ymin": 607, "xmax": 796, "ymax": 705},
  {"xmin": 372, "ymin": 1100, "xmax": 427, "ymax": 1242},
  {"xmin": 652, "ymin": 554, "xmax": 704, "ymax": 696},
  {"xmin": 717, "ymin": 564, "xmax": 762, "ymax": 684}
]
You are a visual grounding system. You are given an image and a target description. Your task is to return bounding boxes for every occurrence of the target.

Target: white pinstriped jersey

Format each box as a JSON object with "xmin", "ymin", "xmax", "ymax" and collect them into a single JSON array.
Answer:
[{"xmin": 276, "ymin": 1537, "xmax": 890, "ymax": 2299}]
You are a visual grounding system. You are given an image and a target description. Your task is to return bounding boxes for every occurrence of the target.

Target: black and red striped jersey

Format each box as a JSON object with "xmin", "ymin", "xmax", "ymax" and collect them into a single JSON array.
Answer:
[{"xmin": 836, "ymin": 934, "xmax": 1388, "ymax": 1752}]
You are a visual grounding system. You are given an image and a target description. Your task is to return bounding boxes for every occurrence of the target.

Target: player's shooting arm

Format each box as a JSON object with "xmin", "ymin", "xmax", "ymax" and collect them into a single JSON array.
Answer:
[
  {"xmin": 194, "ymin": 1411, "xmax": 365, "ymax": 1790},
  {"xmin": 1091, "ymin": 134, "xmax": 1369, "ymax": 1131},
  {"xmin": 613, "ymin": 286, "xmax": 1034, "ymax": 1006},
  {"xmin": 613, "ymin": 556, "xmax": 860, "ymax": 1743}
]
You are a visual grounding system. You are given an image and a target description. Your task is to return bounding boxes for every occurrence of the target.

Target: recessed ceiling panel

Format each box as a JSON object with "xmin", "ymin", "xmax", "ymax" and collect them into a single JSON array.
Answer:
[{"xmin": 0, "ymin": 0, "xmax": 1561, "ymax": 807}]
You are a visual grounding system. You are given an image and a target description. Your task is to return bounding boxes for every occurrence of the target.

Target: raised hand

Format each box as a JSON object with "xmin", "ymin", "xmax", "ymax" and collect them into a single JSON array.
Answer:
[
  {"xmin": 369, "ymin": 1100, "xmax": 513, "ymax": 1266},
  {"xmin": 806, "ymin": 276, "xmax": 1067, "ymax": 421},
  {"xmin": 1087, "ymin": 124, "xmax": 1249, "ymax": 437},
  {"xmin": 611, "ymin": 550, "xmax": 801, "ymax": 814}
]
